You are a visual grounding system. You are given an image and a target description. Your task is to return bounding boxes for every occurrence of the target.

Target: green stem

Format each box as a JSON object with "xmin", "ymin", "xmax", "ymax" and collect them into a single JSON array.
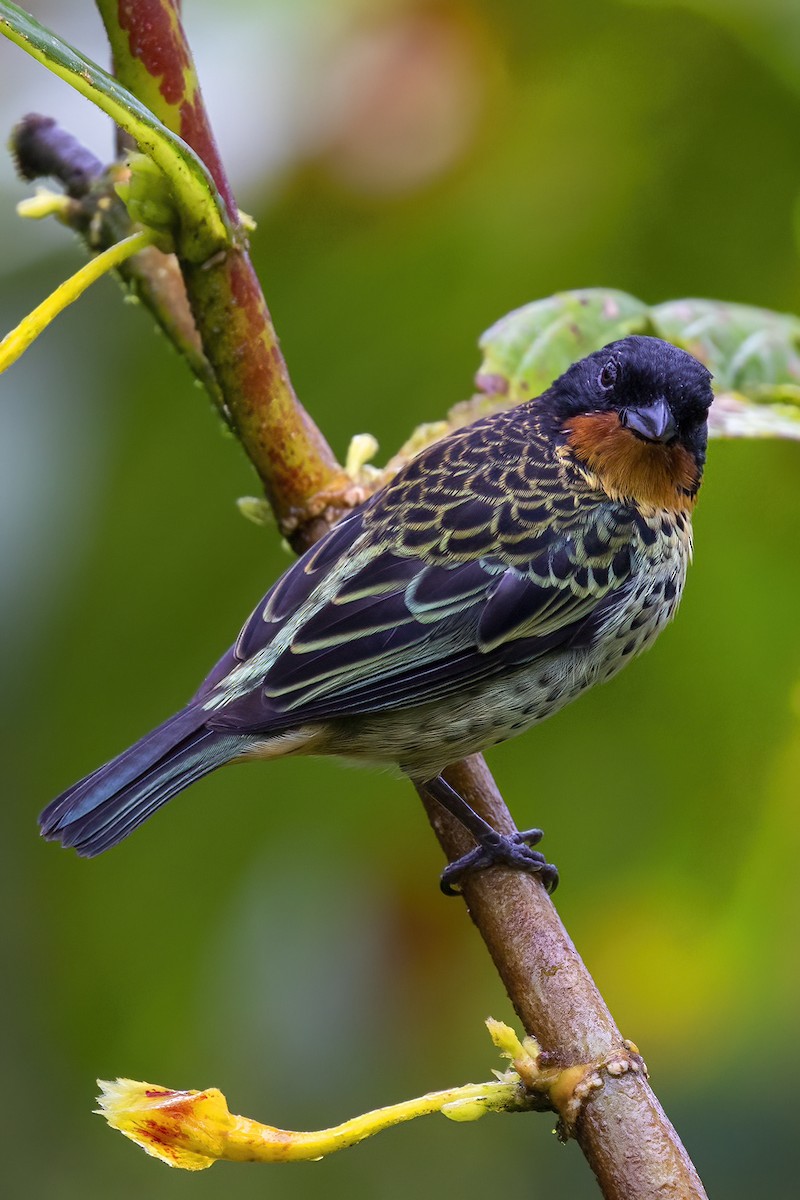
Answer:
[{"xmin": 0, "ymin": 229, "xmax": 154, "ymax": 374}]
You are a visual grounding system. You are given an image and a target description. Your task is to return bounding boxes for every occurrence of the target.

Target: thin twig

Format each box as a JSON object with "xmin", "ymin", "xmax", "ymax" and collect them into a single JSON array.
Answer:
[{"xmin": 9, "ymin": 114, "xmax": 221, "ymax": 408}]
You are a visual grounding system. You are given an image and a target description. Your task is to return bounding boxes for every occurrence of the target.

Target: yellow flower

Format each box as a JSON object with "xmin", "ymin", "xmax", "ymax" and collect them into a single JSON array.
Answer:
[{"xmin": 96, "ymin": 1020, "xmax": 538, "ymax": 1170}]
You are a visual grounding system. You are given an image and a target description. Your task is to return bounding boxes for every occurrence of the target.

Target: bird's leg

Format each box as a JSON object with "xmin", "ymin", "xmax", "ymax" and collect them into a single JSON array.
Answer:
[{"xmin": 424, "ymin": 775, "xmax": 559, "ymax": 896}]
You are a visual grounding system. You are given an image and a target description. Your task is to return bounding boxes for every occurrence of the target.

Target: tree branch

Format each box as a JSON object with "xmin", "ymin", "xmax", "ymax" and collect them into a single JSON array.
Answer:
[
  {"xmin": 422, "ymin": 759, "xmax": 707, "ymax": 1197},
  {"xmin": 7, "ymin": 3, "xmax": 710, "ymax": 1194},
  {"xmin": 96, "ymin": 4, "xmax": 709, "ymax": 1195}
]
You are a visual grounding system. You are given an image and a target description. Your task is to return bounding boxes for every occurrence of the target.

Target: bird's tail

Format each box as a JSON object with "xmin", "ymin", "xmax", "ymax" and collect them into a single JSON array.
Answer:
[{"xmin": 39, "ymin": 707, "xmax": 251, "ymax": 856}]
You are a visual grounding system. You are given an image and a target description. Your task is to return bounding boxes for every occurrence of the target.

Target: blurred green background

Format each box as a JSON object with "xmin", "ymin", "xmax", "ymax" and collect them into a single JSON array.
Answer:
[{"xmin": 1, "ymin": 0, "xmax": 799, "ymax": 1196}]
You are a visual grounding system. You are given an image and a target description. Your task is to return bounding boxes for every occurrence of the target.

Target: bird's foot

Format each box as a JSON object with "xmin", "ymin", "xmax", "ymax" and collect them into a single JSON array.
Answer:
[{"xmin": 440, "ymin": 827, "xmax": 559, "ymax": 896}]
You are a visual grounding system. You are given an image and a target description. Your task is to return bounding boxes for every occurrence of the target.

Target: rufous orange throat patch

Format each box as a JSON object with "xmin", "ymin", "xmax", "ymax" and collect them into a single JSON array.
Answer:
[{"xmin": 564, "ymin": 412, "xmax": 698, "ymax": 511}]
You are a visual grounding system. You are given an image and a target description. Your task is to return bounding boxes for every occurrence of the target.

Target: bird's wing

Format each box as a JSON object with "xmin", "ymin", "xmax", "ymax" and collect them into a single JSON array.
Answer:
[
  {"xmin": 201, "ymin": 444, "xmax": 642, "ymax": 730},
  {"xmin": 254, "ymin": 549, "xmax": 631, "ymax": 721}
]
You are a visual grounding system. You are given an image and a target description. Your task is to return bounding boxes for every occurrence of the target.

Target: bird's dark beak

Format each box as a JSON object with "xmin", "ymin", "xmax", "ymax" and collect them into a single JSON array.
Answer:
[{"xmin": 620, "ymin": 397, "xmax": 677, "ymax": 444}]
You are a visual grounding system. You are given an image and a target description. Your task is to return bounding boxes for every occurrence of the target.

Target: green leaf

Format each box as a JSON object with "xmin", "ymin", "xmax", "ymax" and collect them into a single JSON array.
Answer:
[
  {"xmin": 650, "ymin": 298, "xmax": 800, "ymax": 400},
  {"xmin": 476, "ymin": 288, "xmax": 800, "ymax": 441},
  {"xmin": 0, "ymin": 0, "xmax": 233, "ymax": 261},
  {"xmin": 477, "ymin": 289, "xmax": 652, "ymax": 403}
]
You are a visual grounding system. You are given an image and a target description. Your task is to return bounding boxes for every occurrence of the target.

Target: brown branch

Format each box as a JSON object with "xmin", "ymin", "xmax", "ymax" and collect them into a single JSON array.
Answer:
[
  {"xmin": 98, "ymin": 5, "xmax": 709, "ymax": 1195},
  {"xmin": 7, "ymin": 4, "xmax": 709, "ymax": 1194},
  {"xmin": 421, "ymin": 759, "xmax": 707, "ymax": 1198},
  {"xmin": 177, "ymin": 203, "xmax": 710, "ymax": 1198}
]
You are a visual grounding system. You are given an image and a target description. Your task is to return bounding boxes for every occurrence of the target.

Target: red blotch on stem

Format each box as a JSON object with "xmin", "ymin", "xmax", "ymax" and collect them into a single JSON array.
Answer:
[
  {"xmin": 114, "ymin": 1, "xmax": 238, "ymax": 216},
  {"xmin": 116, "ymin": 0, "xmax": 190, "ymax": 105}
]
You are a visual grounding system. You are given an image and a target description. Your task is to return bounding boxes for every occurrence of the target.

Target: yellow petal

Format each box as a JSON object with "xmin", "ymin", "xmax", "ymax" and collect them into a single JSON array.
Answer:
[{"xmin": 96, "ymin": 1079, "xmax": 235, "ymax": 1171}]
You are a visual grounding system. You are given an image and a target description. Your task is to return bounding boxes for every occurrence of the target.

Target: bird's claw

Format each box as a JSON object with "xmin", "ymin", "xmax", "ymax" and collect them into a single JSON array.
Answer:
[{"xmin": 440, "ymin": 828, "xmax": 559, "ymax": 896}]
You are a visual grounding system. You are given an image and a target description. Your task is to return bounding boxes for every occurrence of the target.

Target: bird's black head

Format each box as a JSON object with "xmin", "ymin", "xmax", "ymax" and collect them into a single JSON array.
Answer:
[{"xmin": 547, "ymin": 335, "xmax": 714, "ymax": 509}]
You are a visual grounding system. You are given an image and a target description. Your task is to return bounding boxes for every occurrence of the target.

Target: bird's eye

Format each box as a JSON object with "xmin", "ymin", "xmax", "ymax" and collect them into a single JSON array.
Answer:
[{"xmin": 598, "ymin": 360, "xmax": 618, "ymax": 390}]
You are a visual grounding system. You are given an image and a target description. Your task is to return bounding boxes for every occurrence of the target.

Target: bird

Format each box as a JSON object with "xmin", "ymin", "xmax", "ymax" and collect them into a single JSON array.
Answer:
[{"xmin": 40, "ymin": 334, "xmax": 714, "ymax": 893}]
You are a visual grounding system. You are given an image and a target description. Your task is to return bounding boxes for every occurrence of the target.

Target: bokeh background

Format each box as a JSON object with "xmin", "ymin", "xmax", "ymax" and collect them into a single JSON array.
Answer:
[{"xmin": 2, "ymin": 1, "xmax": 800, "ymax": 1196}]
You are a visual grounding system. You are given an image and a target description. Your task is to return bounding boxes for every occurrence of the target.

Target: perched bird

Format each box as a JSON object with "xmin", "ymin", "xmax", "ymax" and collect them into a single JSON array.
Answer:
[{"xmin": 41, "ymin": 335, "xmax": 713, "ymax": 891}]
